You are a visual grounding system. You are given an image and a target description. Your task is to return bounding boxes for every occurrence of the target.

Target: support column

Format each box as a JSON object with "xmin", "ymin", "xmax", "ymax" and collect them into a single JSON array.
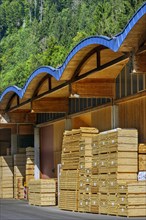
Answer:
[
  {"xmin": 34, "ymin": 127, "xmax": 40, "ymax": 179},
  {"xmin": 111, "ymin": 105, "xmax": 119, "ymax": 129},
  {"xmin": 11, "ymin": 125, "xmax": 18, "ymax": 155},
  {"xmin": 65, "ymin": 117, "xmax": 72, "ymax": 130}
]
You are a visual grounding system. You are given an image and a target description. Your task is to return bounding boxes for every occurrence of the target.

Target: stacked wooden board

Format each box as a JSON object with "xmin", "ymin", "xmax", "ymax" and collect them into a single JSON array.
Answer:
[
  {"xmin": 59, "ymin": 127, "xmax": 99, "ymax": 212},
  {"xmin": 14, "ymin": 154, "xmax": 26, "ymax": 199},
  {"xmin": 0, "ymin": 156, "xmax": 14, "ymax": 198},
  {"xmin": 91, "ymin": 137, "xmax": 99, "ymax": 213},
  {"xmin": 78, "ymin": 127, "xmax": 99, "ymax": 213},
  {"xmin": 99, "ymin": 129, "xmax": 138, "ymax": 215},
  {"xmin": 61, "ymin": 129, "xmax": 80, "ymax": 170},
  {"xmin": 117, "ymin": 181, "xmax": 146, "ymax": 217},
  {"xmin": 29, "ymin": 179, "xmax": 56, "ymax": 206},
  {"xmin": 138, "ymin": 143, "xmax": 146, "ymax": 171},
  {"xmin": 26, "ymin": 147, "xmax": 34, "ymax": 186},
  {"xmin": 58, "ymin": 127, "xmax": 146, "ymax": 217},
  {"xmin": 138, "ymin": 143, "xmax": 146, "ymax": 181},
  {"xmin": 59, "ymin": 129, "xmax": 81, "ymax": 211}
]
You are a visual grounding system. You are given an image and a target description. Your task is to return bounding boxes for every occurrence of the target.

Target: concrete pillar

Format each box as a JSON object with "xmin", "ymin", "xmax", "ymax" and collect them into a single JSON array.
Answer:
[
  {"xmin": 11, "ymin": 134, "xmax": 18, "ymax": 155},
  {"xmin": 111, "ymin": 105, "xmax": 119, "ymax": 129},
  {"xmin": 34, "ymin": 127, "xmax": 40, "ymax": 179},
  {"xmin": 65, "ymin": 117, "xmax": 72, "ymax": 130}
]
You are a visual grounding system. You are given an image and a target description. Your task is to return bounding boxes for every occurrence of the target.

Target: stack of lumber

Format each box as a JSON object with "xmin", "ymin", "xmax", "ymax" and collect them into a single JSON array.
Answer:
[
  {"xmin": 61, "ymin": 129, "xmax": 80, "ymax": 170},
  {"xmin": 59, "ymin": 129, "xmax": 81, "ymax": 211},
  {"xmin": 138, "ymin": 143, "xmax": 146, "ymax": 172},
  {"xmin": 91, "ymin": 136, "xmax": 99, "ymax": 213},
  {"xmin": 0, "ymin": 156, "xmax": 14, "ymax": 198},
  {"xmin": 78, "ymin": 127, "xmax": 99, "ymax": 213},
  {"xmin": 117, "ymin": 181, "xmax": 146, "ymax": 217},
  {"xmin": 59, "ymin": 170, "xmax": 78, "ymax": 191},
  {"xmin": 59, "ymin": 127, "xmax": 141, "ymax": 217},
  {"xmin": 14, "ymin": 154, "xmax": 26, "ymax": 199},
  {"xmin": 26, "ymin": 147, "xmax": 34, "ymax": 186},
  {"xmin": 29, "ymin": 179, "xmax": 56, "ymax": 206},
  {"xmin": 99, "ymin": 128, "xmax": 138, "ymax": 215}
]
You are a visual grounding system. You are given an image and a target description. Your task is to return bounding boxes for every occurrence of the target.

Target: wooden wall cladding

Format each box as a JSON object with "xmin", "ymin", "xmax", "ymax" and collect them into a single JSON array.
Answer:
[
  {"xmin": 18, "ymin": 124, "xmax": 34, "ymax": 135},
  {"xmin": 72, "ymin": 79, "xmax": 115, "ymax": 98},
  {"xmin": 72, "ymin": 113, "xmax": 92, "ymax": 129},
  {"xmin": 118, "ymin": 96, "xmax": 146, "ymax": 143},
  {"xmin": 10, "ymin": 112, "xmax": 36, "ymax": 124},
  {"xmin": 91, "ymin": 106, "xmax": 112, "ymax": 132},
  {"xmin": 0, "ymin": 128, "xmax": 11, "ymax": 155},
  {"xmin": 53, "ymin": 120, "xmax": 65, "ymax": 152}
]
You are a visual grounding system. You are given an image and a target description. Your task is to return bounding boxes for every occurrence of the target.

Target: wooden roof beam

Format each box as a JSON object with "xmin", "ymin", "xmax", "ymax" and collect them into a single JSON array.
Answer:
[
  {"xmin": 6, "ymin": 93, "xmax": 19, "ymax": 112},
  {"xmin": 72, "ymin": 45, "xmax": 105, "ymax": 80},
  {"xmin": 31, "ymin": 97, "xmax": 68, "ymax": 113}
]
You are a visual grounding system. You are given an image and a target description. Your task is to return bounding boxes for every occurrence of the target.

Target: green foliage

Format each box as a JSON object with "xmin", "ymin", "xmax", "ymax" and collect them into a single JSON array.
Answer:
[{"xmin": 0, "ymin": 0, "xmax": 145, "ymax": 93}]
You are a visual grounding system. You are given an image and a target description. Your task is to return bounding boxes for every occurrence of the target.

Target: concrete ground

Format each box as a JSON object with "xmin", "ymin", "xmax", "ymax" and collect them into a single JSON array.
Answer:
[{"xmin": 0, "ymin": 199, "xmax": 145, "ymax": 220}]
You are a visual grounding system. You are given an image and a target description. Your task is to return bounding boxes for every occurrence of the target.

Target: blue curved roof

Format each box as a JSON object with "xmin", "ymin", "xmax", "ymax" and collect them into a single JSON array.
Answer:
[{"xmin": 0, "ymin": 2, "xmax": 146, "ymax": 103}]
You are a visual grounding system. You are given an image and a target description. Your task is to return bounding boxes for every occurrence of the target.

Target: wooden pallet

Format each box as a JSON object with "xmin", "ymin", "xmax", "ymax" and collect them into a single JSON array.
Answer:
[
  {"xmin": 139, "ymin": 154, "xmax": 146, "ymax": 171},
  {"xmin": 118, "ymin": 205, "xmax": 146, "ymax": 217},
  {"xmin": 59, "ymin": 190, "xmax": 78, "ymax": 210},
  {"xmin": 139, "ymin": 143, "xmax": 146, "ymax": 154},
  {"xmin": 29, "ymin": 179, "xmax": 56, "ymax": 206}
]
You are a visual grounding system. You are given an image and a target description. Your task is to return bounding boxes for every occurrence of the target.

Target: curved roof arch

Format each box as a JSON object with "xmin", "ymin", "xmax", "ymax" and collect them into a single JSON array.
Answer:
[
  {"xmin": 0, "ymin": 85, "xmax": 22, "ymax": 101},
  {"xmin": 0, "ymin": 66, "xmax": 58, "ymax": 102},
  {"xmin": 0, "ymin": 2, "xmax": 146, "ymax": 105},
  {"xmin": 21, "ymin": 66, "xmax": 58, "ymax": 99}
]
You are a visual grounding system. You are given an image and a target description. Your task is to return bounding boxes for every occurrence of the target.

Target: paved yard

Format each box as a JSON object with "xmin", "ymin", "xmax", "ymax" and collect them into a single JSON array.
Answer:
[{"xmin": 0, "ymin": 199, "xmax": 145, "ymax": 220}]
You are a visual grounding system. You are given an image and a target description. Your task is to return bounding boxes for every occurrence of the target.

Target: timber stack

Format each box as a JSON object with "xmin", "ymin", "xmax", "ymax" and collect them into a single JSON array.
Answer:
[
  {"xmin": 59, "ymin": 129, "xmax": 80, "ymax": 211},
  {"xmin": 25, "ymin": 147, "xmax": 34, "ymax": 186},
  {"xmin": 14, "ymin": 154, "xmax": 26, "ymax": 199},
  {"xmin": 59, "ymin": 127, "xmax": 99, "ymax": 211},
  {"xmin": 0, "ymin": 156, "xmax": 14, "ymax": 198},
  {"xmin": 117, "ymin": 181, "xmax": 146, "ymax": 217},
  {"xmin": 29, "ymin": 179, "xmax": 56, "ymax": 206},
  {"xmin": 138, "ymin": 143, "xmax": 146, "ymax": 181},
  {"xmin": 59, "ymin": 127, "xmax": 146, "ymax": 217},
  {"xmin": 78, "ymin": 127, "xmax": 99, "ymax": 213},
  {"xmin": 97, "ymin": 129, "xmax": 138, "ymax": 215}
]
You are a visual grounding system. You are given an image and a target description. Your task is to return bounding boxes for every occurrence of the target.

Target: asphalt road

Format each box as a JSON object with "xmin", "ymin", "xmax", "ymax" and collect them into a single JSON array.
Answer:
[{"xmin": 0, "ymin": 199, "xmax": 145, "ymax": 220}]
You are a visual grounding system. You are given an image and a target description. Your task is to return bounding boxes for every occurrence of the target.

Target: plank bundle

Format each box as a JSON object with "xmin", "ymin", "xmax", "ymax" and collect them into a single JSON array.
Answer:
[
  {"xmin": 59, "ymin": 127, "xmax": 99, "ymax": 212},
  {"xmin": 59, "ymin": 129, "xmax": 81, "ymax": 211},
  {"xmin": 78, "ymin": 127, "xmax": 99, "ymax": 213},
  {"xmin": 117, "ymin": 181, "xmax": 146, "ymax": 217},
  {"xmin": 29, "ymin": 179, "xmax": 56, "ymax": 206},
  {"xmin": 14, "ymin": 154, "xmax": 26, "ymax": 199},
  {"xmin": 94, "ymin": 128, "xmax": 138, "ymax": 215},
  {"xmin": 138, "ymin": 143, "xmax": 146, "ymax": 171},
  {"xmin": 26, "ymin": 147, "xmax": 34, "ymax": 186},
  {"xmin": 0, "ymin": 156, "xmax": 14, "ymax": 198},
  {"xmin": 61, "ymin": 129, "xmax": 80, "ymax": 170},
  {"xmin": 59, "ymin": 127, "xmax": 145, "ymax": 217}
]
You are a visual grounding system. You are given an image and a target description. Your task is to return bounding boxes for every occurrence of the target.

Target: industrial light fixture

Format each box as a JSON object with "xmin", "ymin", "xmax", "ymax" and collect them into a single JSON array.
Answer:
[
  {"xmin": 69, "ymin": 93, "xmax": 80, "ymax": 98},
  {"xmin": 130, "ymin": 51, "xmax": 146, "ymax": 74},
  {"xmin": 69, "ymin": 84, "xmax": 80, "ymax": 98},
  {"xmin": 31, "ymin": 109, "xmax": 35, "ymax": 113},
  {"xmin": 30, "ymin": 101, "xmax": 35, "ymax": 113}
]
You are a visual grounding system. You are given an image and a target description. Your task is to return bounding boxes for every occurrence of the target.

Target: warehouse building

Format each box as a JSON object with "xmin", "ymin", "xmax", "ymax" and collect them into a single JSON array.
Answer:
[{"xmin": 0, "ymin": 3, "xmax": 146, "ymax": 217}]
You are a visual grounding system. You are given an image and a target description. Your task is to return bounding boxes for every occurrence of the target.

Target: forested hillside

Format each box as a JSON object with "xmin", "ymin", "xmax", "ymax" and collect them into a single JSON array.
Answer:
[{"xmin": 0, "ymin": 0, "xmax": 145, "ymax": 93}]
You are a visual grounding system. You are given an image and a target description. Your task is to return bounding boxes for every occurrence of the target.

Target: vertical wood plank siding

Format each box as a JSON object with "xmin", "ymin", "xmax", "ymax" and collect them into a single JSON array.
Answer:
[
  {"xmin": 118, "ymin": 96, "xmax": 146, "ymax": 143},
  {"xmin": 91, "ymin": 106, "xmax": 112, "ymax": 132}
]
